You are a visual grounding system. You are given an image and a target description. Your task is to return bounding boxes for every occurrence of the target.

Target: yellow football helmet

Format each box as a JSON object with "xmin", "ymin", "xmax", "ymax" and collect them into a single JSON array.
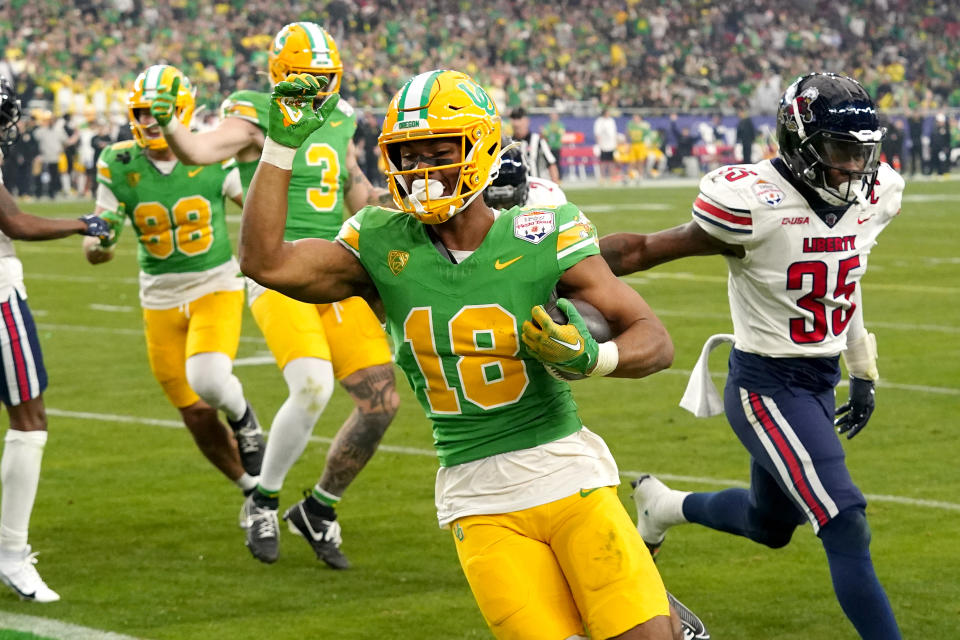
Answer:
[
  {"xmin": 379, "ymin": 70, "xmax": 502, "ymax": 224},
  {"xmin": 127, "ymin": 65, "xmax": 195, "ymax": 150},
  {"xmin": 268, "ymin": 22, "xmax": 342, "ymax": 96}
]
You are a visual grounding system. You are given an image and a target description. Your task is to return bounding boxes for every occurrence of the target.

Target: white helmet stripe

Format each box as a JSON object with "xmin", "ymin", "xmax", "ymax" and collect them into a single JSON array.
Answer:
[
  {"xmin": 299, "ymin": 22, "xmax": 329, "ymax": 54},
  {"xmin": 398, "ymin": 70, "xmax": 443, "ymax": 123}
]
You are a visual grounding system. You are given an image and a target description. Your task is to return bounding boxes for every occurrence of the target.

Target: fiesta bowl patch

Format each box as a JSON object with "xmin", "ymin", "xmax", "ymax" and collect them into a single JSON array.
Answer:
[
  {"xmin": 753, "ymin": 179, "xmax": 785, "ymax": 207},
  {"xmin": 514, "ymin": 211, "xmax": 555, "ymax": 244}
]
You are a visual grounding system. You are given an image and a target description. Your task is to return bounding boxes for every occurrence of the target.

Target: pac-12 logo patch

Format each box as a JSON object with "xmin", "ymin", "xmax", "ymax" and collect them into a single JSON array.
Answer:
[
  {"xmin": 753, "ymin": 179, "xmax": 785, "ymax": 207},
  {"xmin": 514, "ymin": 211, "xmax": 555, "ymax": 244}
]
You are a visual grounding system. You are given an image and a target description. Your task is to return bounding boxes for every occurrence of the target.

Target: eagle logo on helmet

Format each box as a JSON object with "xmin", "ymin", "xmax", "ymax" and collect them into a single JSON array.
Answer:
[{"xmin": 783, "ymin": 87, "xmax": 819, "ymax": 132}]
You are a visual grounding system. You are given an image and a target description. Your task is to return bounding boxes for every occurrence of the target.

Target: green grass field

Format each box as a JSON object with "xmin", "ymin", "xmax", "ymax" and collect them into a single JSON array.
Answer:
[{"xmin": 1, "ymin": 179, "xmax": 957, "ymax": 639}]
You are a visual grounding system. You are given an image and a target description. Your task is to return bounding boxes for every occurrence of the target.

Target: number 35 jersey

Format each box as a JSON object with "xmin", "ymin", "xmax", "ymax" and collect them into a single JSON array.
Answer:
[
  {"xmin": 693, "ymin": 160, "xmax": 904, "ymax": 358},
  {"xmin": 338, "ymin": 203, "xmax": 600, "ymax": 467}
]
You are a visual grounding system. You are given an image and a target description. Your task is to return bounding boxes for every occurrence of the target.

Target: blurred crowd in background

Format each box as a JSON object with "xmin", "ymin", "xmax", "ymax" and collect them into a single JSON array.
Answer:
[{"xmin": 1, "ymin": 0, "xmax": 958, "ymax": 198}]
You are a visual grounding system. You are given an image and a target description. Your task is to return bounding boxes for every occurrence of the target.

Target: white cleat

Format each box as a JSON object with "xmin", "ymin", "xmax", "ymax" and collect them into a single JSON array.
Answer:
[
  {"xmin": 0, "ymin": 546, "xmax": 60, "ymax": 603},
  {"xmin": 630, "ymin": 474, "xmax": 688, "ymax": 559}
]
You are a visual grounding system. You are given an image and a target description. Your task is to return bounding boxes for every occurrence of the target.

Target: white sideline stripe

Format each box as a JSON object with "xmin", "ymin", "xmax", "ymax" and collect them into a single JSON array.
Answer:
[
  {"xmin": 653, "ymin": 308, "xmax": 960, "ymax": 334},
  {"xmin": 579, "ymin": 203, "xmax": 672, "ymax": 213},
  {"xmin": 89, "ymin": 303, "xmax": 135, "ymax": 313},
  {"xmin": 32, "ymin": 320, "xmax": 960, "ymax": 394},
  {"xmin": 0, "ymin": 611, "xmax": 145, "ymax": 640},
  {"xmin": 623, "ymin": 273, "xmax": 960, "ymax": 295},
  {"xmin": 27, "ymin": 273, "xmax": 139, "ymax": 285},
  {"xmin": 43, "ymin": 408, "xmax": 960, "ymax": 512},
  {"xmin": 36, "ymin": 323, "xmax": 266, "ymax": 345}
]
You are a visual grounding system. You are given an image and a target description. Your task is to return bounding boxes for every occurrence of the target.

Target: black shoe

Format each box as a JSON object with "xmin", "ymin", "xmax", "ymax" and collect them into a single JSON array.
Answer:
[
  {"xmin": 283, "ymin": 491, "xmax": 350, "ymax": 570},
  {"xmin": 667, "ymin": 592, "xmax": 710, "ymax": 640},
  {"xmin": 229, "ymin": 403, "xmax": 264, "ymax": 476},
  {"xmin": 240, "ymin": 493, "xmax": 279, "ymax": 564}
]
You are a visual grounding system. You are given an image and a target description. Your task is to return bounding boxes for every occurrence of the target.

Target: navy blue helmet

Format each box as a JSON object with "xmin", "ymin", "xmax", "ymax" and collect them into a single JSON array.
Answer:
[
  {"xmin": 777, "ymin": 73, "xmax": 885, "ymax": 204},
  {"xmin": 0, "ymin": 77, "xmax": 21, "ymax": 151},
  {"xmin": 484, "ymin": 139, "xmax": 529, "ymax": 209}
]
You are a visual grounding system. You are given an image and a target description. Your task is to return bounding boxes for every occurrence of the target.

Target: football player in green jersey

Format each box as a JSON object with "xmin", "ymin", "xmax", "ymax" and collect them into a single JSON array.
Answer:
[
  {"xmin": 83, "ymin": 65, "xmax": 264, "ymax": 498},
  {"xmin": 151, "ymin": 22, "xmax": 398, "ymax": 568},
  {"xmin": 240, "ymin": 70, "xmax": 685, "ymax": 640}
]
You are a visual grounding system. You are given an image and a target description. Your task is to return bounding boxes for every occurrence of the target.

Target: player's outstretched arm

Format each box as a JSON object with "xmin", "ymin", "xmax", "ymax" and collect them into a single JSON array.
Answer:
[
  {"xmin": 152, "ymin": 75, "xmax": 263, "ymax": 165},
  {"xmin": 241, "ymin": 161, "xmax": 371, "ymax": 304},
  {"xmin": 599, "ymin": 221, "xmax": 741, "ymax": 276},
  {"xmin": 241, "ymin": 74, "xmax": 371, "ymax": 304},
  {"xmin": 0, "ymin": 183, "xmax": 108, "ymax": 241},
  {"xmin": 561, "ymin": 254, "xmax": 673, "ymax": 378}
]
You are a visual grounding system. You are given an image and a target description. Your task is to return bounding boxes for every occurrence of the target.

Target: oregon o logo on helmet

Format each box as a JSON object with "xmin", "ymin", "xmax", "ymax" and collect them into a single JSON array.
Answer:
[{"xmin": 457, "ymin": 82, "xmax": 495, "ymax": 115}]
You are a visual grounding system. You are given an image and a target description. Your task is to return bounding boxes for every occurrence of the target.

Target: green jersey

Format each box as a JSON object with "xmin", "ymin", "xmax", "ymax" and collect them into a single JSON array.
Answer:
[
  {"xmin": 627, "ymin": 118, "xmax": 651, "ymax": 144},
  {"xmin": 96, "ymin": 141, "xmax": 236, "ymax": 276},
  {"xmin": 221, "ymin": 90, "xmax": 357, "ymax": 242},
  {"xmin": 541, "ymin": 120, "xmax": 565, "ymax": 149},
  {"xmin": 338, "ymin": 203, "xmax": 600, "ymax": 467}
]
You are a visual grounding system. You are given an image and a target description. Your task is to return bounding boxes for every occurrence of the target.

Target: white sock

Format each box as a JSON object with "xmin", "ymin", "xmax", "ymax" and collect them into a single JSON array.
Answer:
[
  {"xmin": 185, "ymin": 352, "xmax": 247, "ymax": 422},
  {"xmin": 0, "ymin": 430, "xmax": 47, "ymax": 554},
  {"xmin": 259, "ymin": 358, "xmax": 334, "ymax": 493},
  {"xmin": 235, "ymin": 473, "xmax": 259, "ymax": 493}
]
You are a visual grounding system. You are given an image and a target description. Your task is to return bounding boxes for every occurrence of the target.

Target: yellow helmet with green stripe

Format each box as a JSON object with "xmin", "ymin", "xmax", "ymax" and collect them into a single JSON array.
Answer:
[
  {"xmin": 379, "ymin": 70, "xmax": 502, "ymax": 224},
  {"xmin": 268, "ymin": 22, "xmax": 342, "ymax": 96},
  {"xmin": 127, "ymin": 65, "xmax": 195, "ymax": 150}
]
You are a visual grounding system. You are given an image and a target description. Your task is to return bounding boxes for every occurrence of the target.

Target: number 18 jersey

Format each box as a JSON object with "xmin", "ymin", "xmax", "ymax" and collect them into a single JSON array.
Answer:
[
  {"xmin": 338, "ymin": 203, "xmax": 600, "ymax": 467},
  {"xmin": 693, "ymin": 160, "xmax": 904, "ymax": 358}
]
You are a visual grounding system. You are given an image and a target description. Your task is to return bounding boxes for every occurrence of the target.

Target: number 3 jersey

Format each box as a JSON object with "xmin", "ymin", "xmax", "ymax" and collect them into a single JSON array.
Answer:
[
  {"xmin": 220, "ymin": 90, "xmax": 356, "ymax": 242},
  {"xmin": 693, "ymin": 159, "xmax": 904, "ymax": 358},
  {"xmin": 96, "ymin": 140, "xmax": 243, "ymax": 309},
  {"xmin": 338, "ymin": 203, "xmax": 601, "ymax": 468}
]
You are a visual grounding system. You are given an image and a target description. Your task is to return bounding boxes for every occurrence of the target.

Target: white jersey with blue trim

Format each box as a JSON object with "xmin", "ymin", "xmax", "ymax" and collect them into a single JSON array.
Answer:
[
  {"xmin": 692, "ymin": 160, "xmax": 903, "ymax": 358},
  {"xmin": 525, "ymin": 176, "xmax": 567, "ymax": 207}
]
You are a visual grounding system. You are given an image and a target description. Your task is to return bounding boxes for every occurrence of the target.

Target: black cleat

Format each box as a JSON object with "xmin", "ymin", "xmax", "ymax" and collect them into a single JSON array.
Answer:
[
  {"xmin": 283, "ymin": 491, "xmax": 350, "ymax": 570},
  {"xmin": 240, "ymin": 493, "xmax": 279, "ymax": 564}
]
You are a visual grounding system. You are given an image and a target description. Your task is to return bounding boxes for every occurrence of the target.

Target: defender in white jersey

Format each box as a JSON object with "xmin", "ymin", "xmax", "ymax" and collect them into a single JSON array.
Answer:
[
  {"xmin": 0, "ymin": 77, "xmax": 111, "ymax": 603},
  {"xmin": 600, "ymin": 74, "xmax": 903, "ymax": 639}
]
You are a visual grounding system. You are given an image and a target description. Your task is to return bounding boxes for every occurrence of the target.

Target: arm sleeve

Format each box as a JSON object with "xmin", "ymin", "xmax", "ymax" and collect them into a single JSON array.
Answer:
[
  {"xmin": 95, "ymin": 182, "xmax": 120, "ymax": 212},
  {"xmin": 221, "ymin": 166, "xmax": 242, "ymax": 200}
]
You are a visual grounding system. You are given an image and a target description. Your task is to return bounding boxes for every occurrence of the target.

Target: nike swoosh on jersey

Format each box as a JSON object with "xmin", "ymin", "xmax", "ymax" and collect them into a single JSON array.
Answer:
[
  {"xmin": 549, "ymin": 335, "xmax": 581, "ymax": 351},
  {"xmin": 329, "ymin": 120, "xmax": 344, "ymax": 127},
  {"xmin": 187, "ymin": 167, "xmax": 204, "ymax": 177},
  {"xmin": 494, "ymin": 256, "xmax": 523, "ymax": 270},
  {"xmin": 857, "ymin": 216, "xmax": 872, "ymax": 224},
  {"xmin": 579, "ymin": 488, "xmax": 599, "ymax": 498}
]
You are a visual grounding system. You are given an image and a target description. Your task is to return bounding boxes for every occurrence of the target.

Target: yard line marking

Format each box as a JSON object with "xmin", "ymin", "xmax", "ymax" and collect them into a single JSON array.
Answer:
[
  {"xmin": 37, "ymin": 323, "xmax": 266, "ymax": 345},
  {"xmin": 26, "ymin": 273, "xmax": 139, "ymax": 285},
  {"xmin": 0, "ymin": 611, "xmax": 146, "ymax": 640},
  {"xmin": 233, "ymin": 355, "xmax": 276, "ymax": 366},
  {"xmin": 657, "ymin": 368, "xmax": 960, "ymax": 396},
  {"xmin": 89, "ymin": 303, "xmax": 135, "ymax": 313},
  {"xmin": 623, "ymin": 273, "xmax": 960, "ymax": 295},
  {"xmin": 44, "ymin": 408, "xmax": 960, "ymax": 512},
  {"xmin": 653, "ymin": 309, "xmax": 960, "ymax": 334}
]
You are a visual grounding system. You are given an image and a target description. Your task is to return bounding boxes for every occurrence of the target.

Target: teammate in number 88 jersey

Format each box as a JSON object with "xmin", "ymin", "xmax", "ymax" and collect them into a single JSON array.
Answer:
[
  {"xmin": 84, "ymin": 65, "xmax": 265, "ymax": 500},
  {"xmin": 600, "ymin": 73, "xmax": 903, "ymax": 639}
]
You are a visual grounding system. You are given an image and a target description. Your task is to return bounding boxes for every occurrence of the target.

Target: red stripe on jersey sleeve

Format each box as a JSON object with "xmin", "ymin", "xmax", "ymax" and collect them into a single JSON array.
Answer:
[{"xmin": 694, "ymin": 196, "xmax": 752, "ymax": 226}]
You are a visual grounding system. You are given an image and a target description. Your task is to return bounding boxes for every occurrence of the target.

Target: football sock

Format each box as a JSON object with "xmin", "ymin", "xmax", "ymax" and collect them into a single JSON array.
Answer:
[
  {"xmin": 311, "ymin": 485, "xmax": 341, "ymax": 507},
  {"xmin": 682, "ymin": 488, "xmax": 753, "ymax": 536},
  {"xmin": 251, "ymin": 490, "xmax": 279, "ymax": 510},
  {"xmin": 258, "ymin": 358, "xmax": 334, "ymax": 493},
  {"xmin": 0, "ymin": 430, "xmax": 47, "ymax": 554},
  {"xmin": 820, "ymin": 510, "xmax": 902, "ymax": 640},
  {"xmin": 235, "ymin": 473, "xmax": 258, "ymax": 493},
  {"xmin": 185, "ymin": 352, "xmax": 247, "ymax": 421},
  {"xmin": 304, "ymin": 493, "xmax": 337, "ymax": 519}
]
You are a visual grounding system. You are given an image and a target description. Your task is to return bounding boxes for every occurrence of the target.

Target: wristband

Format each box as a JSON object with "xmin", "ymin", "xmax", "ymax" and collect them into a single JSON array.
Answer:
[
  {"xmin": 260, "ymin": 138, "xmax": 297, "ymax": 170},
  {"xmin": 589, "ymin": 341, "xmax": 619, "ymax": 377},
  {"xmin": 160, "ymin": 117, "xmax": 179, "ymax": 135},
  {"xmin": 842, "ymin": 332, "xmax": 878, "ymax": 381}
]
